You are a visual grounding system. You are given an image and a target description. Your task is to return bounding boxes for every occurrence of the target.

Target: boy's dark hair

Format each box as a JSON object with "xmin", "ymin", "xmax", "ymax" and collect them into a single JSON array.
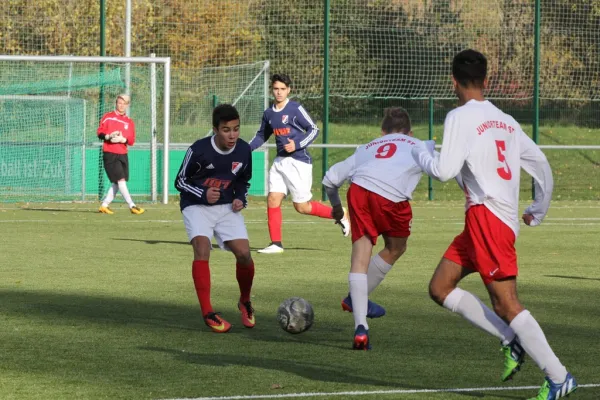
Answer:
[
  {"xmin": 212, "ymin": 104, "xmax": 240, "ymax": 128},
  {"xmin": 271, "ymin": 73, "xmax": 292, "ymax": 87},
  {"xmin": 381, "ymin": 107, "xmax": 411, "ymax": 134},
  {"xmin": 452, "ymin": 49, "xmax": 487, "ymax": 88}
]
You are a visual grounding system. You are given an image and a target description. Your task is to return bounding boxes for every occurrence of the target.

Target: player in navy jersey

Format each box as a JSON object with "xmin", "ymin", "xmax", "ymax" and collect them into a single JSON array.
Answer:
[
  {"xmin": 175, "ymin": 104, "xmax": 256, "ymax": 333},
  {"xmin": 249, "ymin": 73, "xmax": 350, "ymax": 254}
]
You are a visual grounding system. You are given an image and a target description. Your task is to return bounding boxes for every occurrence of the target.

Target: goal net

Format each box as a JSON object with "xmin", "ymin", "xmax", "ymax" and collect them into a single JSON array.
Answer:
[
  {"xmin": 169, "ymin": 60, "xmax": 270, "ymax": 195},
  {"xmin": 0, "ymin": 56, "xmax": 171, "ymax": 203}
]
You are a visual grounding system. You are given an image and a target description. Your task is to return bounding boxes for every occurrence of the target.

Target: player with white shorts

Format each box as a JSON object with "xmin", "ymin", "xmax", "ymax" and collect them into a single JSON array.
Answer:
[
  {"xmin": 175, "ymin": 104, "xmax": 256, "ymax": 334},
  {"xmin": 182, "ymin": 204, "xmax": 248, "ymax": 251},
  {"xmin": 250, "ymin": 73, "xmax": 349, "ymax": 254}
]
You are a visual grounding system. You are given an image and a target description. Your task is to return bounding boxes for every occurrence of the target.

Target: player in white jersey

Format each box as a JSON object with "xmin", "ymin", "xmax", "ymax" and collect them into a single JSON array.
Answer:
[
  {"xmin": 412, "ymin": 49, "xmax": 577, "ymax": 400},
  {"xmin": 323, "ymin": 107, "xmax": 433, "ymax": 350}
]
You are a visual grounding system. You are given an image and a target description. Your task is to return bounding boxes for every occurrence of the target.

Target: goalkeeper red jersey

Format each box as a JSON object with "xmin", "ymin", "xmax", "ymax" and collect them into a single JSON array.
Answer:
[{"xmin": 97, "ymin": 110, "xmax": 136, "ymax": 154}]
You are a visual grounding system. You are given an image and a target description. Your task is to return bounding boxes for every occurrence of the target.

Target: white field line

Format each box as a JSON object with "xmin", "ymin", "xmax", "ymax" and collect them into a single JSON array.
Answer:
[{"xmin": 159, "ymin": 383, "xmax": 600, "ymax": 400}]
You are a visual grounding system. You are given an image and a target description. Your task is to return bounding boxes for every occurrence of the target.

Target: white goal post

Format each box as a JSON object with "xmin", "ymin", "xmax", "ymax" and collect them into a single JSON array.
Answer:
[{"xmin": 0, "ymin": 55, "xmax": 171, "ymax": 204}]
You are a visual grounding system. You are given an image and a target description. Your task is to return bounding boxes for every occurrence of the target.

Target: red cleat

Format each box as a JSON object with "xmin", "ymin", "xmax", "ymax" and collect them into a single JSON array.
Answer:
[
  {"xmin": 204, "ymin": 312, "xmax": 231, "ymax": 333},
  {"xmin": 238, "ymin": 301, "xmax": 256, "ymax": 328}
]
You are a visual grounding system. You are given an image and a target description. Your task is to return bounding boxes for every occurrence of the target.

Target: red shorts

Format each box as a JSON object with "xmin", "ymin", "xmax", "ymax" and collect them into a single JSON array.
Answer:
[
  {"xmin": 347, "ymin": 183, "xmax": 412, "ymax": 245},
  {"xmin": 443, "ymin": 205, "xmax": 517, "ymax": 285}
]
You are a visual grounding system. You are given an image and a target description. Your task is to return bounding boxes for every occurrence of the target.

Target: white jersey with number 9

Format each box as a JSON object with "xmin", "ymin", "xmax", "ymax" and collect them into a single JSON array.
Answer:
[{"xmin": 322, "ymin": 133, "xmax": 429, "ymax": 202}]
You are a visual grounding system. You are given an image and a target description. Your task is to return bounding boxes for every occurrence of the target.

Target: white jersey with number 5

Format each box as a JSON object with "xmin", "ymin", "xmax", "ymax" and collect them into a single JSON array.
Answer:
[
  {"xmin": 322, "ymin": 133, "xmax": 427, "ymax": 202},
  {"xmin": 412, "ymin": 99, "xmax": 553, "ymax": 236}
]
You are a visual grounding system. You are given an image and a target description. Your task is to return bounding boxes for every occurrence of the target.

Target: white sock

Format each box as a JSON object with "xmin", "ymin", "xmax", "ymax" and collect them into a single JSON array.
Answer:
[
  {"xmin": 348, "ymin": 272, "xmax": 368, "ymax": 330},
  {"xmin": 443, "ymin": 288, "xmax": 516, "ymax": 345},
  {"xmin": 509, "ymin": 310, "xmax": 568, "ymax": 383},
  {"xmin": 367, "ymin": 254, "xmax": 393, "ymax": 294},
  {"xmin": 117, "ymin": 180, "xmax": 135, "ymax": 208},
  {"xmin": 101, "ymin": 183, "xmax": 118, "ymax": 207}
]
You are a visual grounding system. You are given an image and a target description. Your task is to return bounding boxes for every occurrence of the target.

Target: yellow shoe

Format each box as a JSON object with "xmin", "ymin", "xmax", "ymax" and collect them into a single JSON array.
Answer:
[
  {"xmin": 98, "ymin": 206, "xmax": 114, "ymax": 215},
  {"xmin": 130, "ymin": 206, "xmax": 145, "ymax": 215}
]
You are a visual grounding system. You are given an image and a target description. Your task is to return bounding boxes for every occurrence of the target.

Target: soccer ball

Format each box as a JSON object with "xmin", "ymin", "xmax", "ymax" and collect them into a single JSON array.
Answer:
[{"xmin": 277, "ymin": 297, "xmax": 314, "ymax": 334}]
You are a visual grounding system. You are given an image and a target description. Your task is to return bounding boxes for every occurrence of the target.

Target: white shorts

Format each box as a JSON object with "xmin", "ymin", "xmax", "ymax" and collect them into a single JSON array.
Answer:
[
  {"xmin": 182, "ymin": 204, "xmax": 248, "ymax": 250},
  {"xmin": 268, "ymin": 156, "xmax": 313, "ymax": 203}
]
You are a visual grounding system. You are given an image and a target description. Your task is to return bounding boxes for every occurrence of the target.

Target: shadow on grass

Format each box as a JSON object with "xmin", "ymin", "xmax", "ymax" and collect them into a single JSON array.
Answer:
[
  {"xmin": 112, "ymin": 237, "xmax": 324, "ymax": 251},
  {"xmin": 113, "ymin": 237, "xmax": 190, "ymax": 246},
  {"xmin": 0, "ymin": 289, "xmax": 204, "ymax": 332},
  {"xmin": 140, "ymin": 347, "xmax": 527, "ymax": 398},
  {"xmin": 544, "ymin": 275, "xmax": 600, "ymax": 282},
  {"xmin": 0, "ymin": 289, "xmax": 584, "ymax": 399},
  {"xmin": 22, "ymin": 207, "xmax": 98, "ymax": 213},
  {"xmin": 139, "ymin": 346, "xmax": 386, "ymax": 390}
]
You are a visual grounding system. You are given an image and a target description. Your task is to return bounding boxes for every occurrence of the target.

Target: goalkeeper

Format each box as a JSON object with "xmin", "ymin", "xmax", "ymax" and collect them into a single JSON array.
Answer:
[{"xmin": 97, "ymin": 94, "xmax": 145, "ymax": 215}]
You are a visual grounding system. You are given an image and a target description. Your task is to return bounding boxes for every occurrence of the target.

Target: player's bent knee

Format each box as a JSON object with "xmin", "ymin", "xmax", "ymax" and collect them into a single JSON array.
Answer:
[
  {"xmin": 492, "ymin": 298, "xmax": 524, "ymax": 322},
  {"xmin": 293, "ymin": 201, "xmax": 311, "ymax": 214},
  {"xmin": 389, "ymin": 243, "xmax": 407, "ymax": 260},
  {"xmin": 235, "ymin": 252, "xmax": 252, "ymax": 265},
  {"xmin": 267, "ymin": 193, "xmax": 284, "ymax": 208},
  {"xmin": 191, "ymin": 236, "xmax": 212, "ymax": 260},
  {"xmin": 428, "ymin": 277, "xmax": 455, "ymax": 306},
  {"xmin": 428, "ymin": 282, "xmax": 447, "ymax": 306},
  {"xmin": 383, "ymin": 236, "xmax": 408, "ymax": 262}
]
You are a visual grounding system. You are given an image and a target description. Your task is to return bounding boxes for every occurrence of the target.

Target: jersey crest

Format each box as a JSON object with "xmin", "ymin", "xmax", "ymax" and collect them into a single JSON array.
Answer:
[
  {"xmin": 282, "ymin": 115, "xmax": 289, "ymax": 124},
  {"xmin": 231, "ymin": 162, "xmax": 243, "ymax": 175}
]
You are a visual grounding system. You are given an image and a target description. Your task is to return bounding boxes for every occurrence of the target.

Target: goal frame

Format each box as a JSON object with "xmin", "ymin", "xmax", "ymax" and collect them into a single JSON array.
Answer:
[{"xmin": 0, "ymin": 55, "xmax": 172, "ymax": 204}]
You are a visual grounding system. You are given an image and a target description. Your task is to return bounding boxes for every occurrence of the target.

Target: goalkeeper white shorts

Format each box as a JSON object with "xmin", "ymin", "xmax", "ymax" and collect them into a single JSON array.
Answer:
[
  {"xmin": 182, "ymin": 204, "xmax": 248, "ymax": 249},
  {"xmin": 268, "ymin": 156, "xmax": 313, "ymax": 203}
]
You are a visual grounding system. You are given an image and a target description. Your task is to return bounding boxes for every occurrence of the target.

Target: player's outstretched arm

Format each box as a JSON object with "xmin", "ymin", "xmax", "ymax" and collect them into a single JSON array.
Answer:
[
  {"xmin": 519, "ymin": 130, "xmax": 554, "ymax": 226},
  {"xmin": 174, "ymin": 147, "xmax": 211, "ymax": 204},
  {"xmin": 322, "ymin": 155, "xmax": 355, "ymax": 221},
  {"xmin": 249, "ymin": 113, "xmax": 273, "ymax": 151},
  {"xmin": 293, "ymin": 105, "xmax": 319, "ymax": 150},
  {"xmin": 412, "ymin": 113, "xmax": 468, "ymax": 182}
]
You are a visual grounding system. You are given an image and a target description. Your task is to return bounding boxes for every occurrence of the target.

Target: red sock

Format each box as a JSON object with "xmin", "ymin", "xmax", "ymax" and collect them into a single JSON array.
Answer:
[
  {"xmin": 192, "ymin": 260, "xmax": 213, "ymax": 316},
  {"xmin": 309, "ymin": 201, "xmax": 333, "ymax": 219},
  {"xmin": 236, "ymin": 260, "xmax": 255, "ymax": 303},
  {"xmin": 267, "ymin": 207, "xmax": 282, "ymax": 242}
]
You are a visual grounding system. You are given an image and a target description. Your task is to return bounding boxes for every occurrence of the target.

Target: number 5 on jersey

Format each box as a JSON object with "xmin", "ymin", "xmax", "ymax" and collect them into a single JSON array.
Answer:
[{"xmin": 495, "ymin": 140, "xmax": 512, "ymax": 180}]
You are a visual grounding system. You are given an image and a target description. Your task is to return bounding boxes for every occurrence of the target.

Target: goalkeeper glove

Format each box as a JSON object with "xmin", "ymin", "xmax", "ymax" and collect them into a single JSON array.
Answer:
[{"xmin": 105, "ymin": 131, "xmax": 120, "ymax": 141}]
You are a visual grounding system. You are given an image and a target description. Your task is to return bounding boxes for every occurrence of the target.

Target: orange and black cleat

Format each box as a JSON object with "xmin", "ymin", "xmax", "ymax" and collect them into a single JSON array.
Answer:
[
  {"xmin": 238, "ymin": 301, "xmax": 256, "ymax": 328},
  {"xmin": 204, "ymin": 312, "xmax": 231, "ymax": 333}
]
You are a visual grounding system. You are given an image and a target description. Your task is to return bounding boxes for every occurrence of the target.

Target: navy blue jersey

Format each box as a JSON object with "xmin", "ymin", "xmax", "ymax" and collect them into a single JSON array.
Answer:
[
  {"xmin": 249, "ymin": 100, "xmax": 318, "ymax": 164},
  {"xmin": 175, "ymin": 136, "xmax": 252, "ymax": 211}
]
